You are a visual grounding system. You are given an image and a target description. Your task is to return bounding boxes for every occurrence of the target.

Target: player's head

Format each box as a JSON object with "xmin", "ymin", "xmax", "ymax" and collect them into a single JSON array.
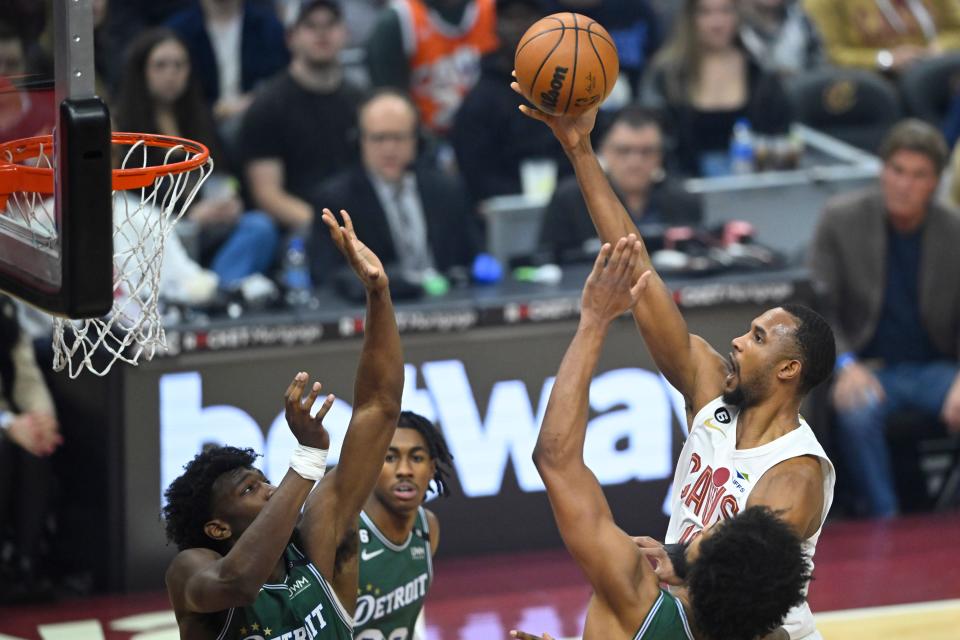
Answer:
[
  {"xmin": 723, "ymin": 304, "xmax": 835, "ymax": 407},
  {"xmin": 359, "ymin": 89, "xmax": 419, "ymax": 183},
  {"xmin": 682, "ymin": 506, "xmax": 811, "ymax": 640},
  {"xmin": 598, "ymin": 106, "xmax": 665, "ymax": 197},
  {"xmin": 372, "ymin": 411, "xmax": 454, "ymax": 515},
  {"xmin": 163, "ymin": 446, "xmax": 273, "ymax": 553},
  {"xmin": 288, "ymin": 0, "xmax": 346, "ymax": 68}
]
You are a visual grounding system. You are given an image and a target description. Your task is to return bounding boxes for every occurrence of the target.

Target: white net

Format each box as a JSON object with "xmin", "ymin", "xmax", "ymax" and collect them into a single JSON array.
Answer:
[
  {"xmin": 1, "ymin": 136, "xmax": 213, "ymax": 377},
  {"xmin": 54, "ymin": 139, "xmax": 213, "ymax": 377}
]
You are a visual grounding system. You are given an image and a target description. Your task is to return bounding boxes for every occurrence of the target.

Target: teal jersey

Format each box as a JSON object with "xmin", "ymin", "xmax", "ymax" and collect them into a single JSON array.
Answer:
[
  {"xmin": 353, "ymin": 508, "xmax": 433, "ymax": 640},
  {"xmin": 634, "ymin": 589, "xmax": 694, "ymax": 640},
  {"xmin": 217, "ymin": 540, "xmax": 354, "ymax": 640}
]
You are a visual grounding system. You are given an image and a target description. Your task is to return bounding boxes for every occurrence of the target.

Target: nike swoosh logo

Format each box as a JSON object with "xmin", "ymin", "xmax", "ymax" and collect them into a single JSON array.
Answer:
[
  {"xmin": 361, "ymin": 549, "xmax": 385, "ymax": 561},
  {"xmin": 703, "ymin": 419, "xmax": 726, "ymax": 435}
]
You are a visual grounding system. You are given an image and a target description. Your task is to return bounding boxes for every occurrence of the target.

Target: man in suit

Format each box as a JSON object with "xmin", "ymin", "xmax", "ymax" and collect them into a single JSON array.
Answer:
[
  {"xmin": 538, "ymin": 106, "xmax": 703, "ymax": 263},
  {"xmin": 809, "ymin": 119, "xmax": 960, "ymax": 518},
  {"xmin": 309, "ymin": 89, "xmax": 478, "ymax": 286}
]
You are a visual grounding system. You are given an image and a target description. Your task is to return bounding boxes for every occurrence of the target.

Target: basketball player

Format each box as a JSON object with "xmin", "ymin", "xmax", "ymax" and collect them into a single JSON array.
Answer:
[
  {"xmin": 351, "ymin": 411, "xmax": 454, "ymax": 639},
  {"xmin": 519, "ymin": 238, "xmax": 810, "ymax": 640},
  {"xmin": 163, "ymin": 209, "xmax": 403, "ymax": 639},
  {"xmin": 515, "ymin": 84, "xmax": 836, "ymax": 639}
]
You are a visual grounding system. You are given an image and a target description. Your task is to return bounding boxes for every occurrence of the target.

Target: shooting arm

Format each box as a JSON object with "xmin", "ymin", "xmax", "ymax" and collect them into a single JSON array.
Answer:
[{"xmin": 564, "ymin": 138, "xmax": 726, "ymax": 412}]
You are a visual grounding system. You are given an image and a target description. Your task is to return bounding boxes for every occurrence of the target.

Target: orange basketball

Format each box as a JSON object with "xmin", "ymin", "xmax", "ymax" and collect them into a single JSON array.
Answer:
[{"xmin": 514, "ymin": 13, "xmax": 619, "ymax": 116}]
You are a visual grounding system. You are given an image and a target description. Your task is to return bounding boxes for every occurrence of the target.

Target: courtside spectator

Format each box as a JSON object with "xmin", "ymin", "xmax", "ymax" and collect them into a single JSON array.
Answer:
[
  {"xmin": 539, "ymin": 106, "xmax": 703, "ymax": 262},
  {"xmin": 241, "ymin": 0, "xmax": 363, "ymax": 231},
  {"xmin": 167, "ymin": 0, "xmax": 288, "ymax": 126},
  {"xmin": 804, "ymin": 0, "xmax": 960, "ymax": 73},
  {"xmin": 809, "ymin": 120, "xmax": 960, "ymax": 518},
  {"xmin": 309, "ymin": 90, "xmax": 478, "ymax": 286},
  {"xmin": 642, "ymin": 0, "xmax": 793, "ymax": 176},
  {"xmin": 365, "ymin": 0, "xmax": 498, "ymax": 135},
  {"xmin": 739, "ymin": 0, "xmax": 824, "ymax": 76},
  {"xmin": 116, "ymin": 29, "xmax": 279, "ymax": 287}
]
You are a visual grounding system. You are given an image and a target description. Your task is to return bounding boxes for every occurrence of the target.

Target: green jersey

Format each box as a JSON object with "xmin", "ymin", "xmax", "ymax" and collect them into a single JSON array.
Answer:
[
  {"xmin": 353, "ymin": 508, "xmax": 433, "ymax": 640},
  {"xmin": 217, "ymin": 539, "xmax": 354, "ymax": 640},
  {"xmin": 634, "ymin": 589, "xmax": 694, "ymax": 639}
]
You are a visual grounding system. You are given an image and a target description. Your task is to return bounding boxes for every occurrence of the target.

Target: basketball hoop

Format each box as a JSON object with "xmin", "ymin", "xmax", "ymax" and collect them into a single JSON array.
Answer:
[{"xmin": 0, "ymin": 132, "xmax": 213, "ymax": 377}]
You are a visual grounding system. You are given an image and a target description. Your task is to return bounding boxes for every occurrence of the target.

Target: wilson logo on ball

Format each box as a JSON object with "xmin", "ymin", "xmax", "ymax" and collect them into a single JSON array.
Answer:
[{"xmin": 540, "ymin": 66, "xmax": 569, "ymax": 110}]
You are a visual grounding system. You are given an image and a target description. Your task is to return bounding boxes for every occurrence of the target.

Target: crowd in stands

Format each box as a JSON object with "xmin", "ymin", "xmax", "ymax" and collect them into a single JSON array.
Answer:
[{"xmin": 1, "ymin": 0, "xmax": 960, "ymax": 602}]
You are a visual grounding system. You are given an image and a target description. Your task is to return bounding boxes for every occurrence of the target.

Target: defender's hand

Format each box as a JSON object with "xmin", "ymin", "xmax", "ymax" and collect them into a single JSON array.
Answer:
[
  {"xmin": 322, "ymin": 208, "xmax": 388, "ymax": 292},
  {"xmin": 634, "ymin": 536, "xmax": 684, "ymax": 587},
  {"xmin": 6, "ymin": 413, "xmax": 62, "ymax": 457},
  {"xmin": 511, "ymin": 71, "xmax": 599, "ymax": 152},
  {"xmin": 580, "ymin": 236, "xmax": 650, "ymax": 327},
  {"xmin": 284, "ymin": 372, "xmax": 333, "ymax": 450}
]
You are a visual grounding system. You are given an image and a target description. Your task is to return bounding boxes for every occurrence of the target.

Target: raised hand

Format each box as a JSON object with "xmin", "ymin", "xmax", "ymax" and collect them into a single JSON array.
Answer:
[
  {"xmin": 580, "ymin": 236, "xmax": 651, "ymax": 327},
  {"xmin": 284, "ymin": 371, "xmax": 334, "ymax": 450},
  {"xmin": 511, "ymin": 71, "xmax": 599, "ymax": 151},
  {"xmin": 321, "ymin": 208, "xmax": 388, "ymax": 292},
  {"xmin": 6, "ymin": 413, "xmax": 62, "ymax": 457},
  {"xmin": 633, "ymin": 536, "xmax": 685, "ymax": 587}
]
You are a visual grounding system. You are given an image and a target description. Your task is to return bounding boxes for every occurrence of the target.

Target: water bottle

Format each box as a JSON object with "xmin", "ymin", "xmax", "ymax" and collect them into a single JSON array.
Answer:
[
  {"xmin": 282, "ymin": 234, "xmax": 313, "ymax": 307},
  {"xmin": 729, "ymin": 118, "xmax": 755, "ymax": 175}
]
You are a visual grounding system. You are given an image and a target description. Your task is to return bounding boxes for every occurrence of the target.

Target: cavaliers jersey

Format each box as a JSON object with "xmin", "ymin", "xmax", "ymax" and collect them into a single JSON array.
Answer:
[
  {"xmin": 664, "ymin": 397, "xmax": 835, "ymax": 640},
  {"xmin": 392, "ymin": 0, "xmax": 498, "ymax": 133},
  {"xmin": 216, "ymin": 540, "xmax": 354, "ymax": 640},
  {"xmin": 632, "ymin": 589, "xmax": 693, "ymax": 639},
  {"xmin": 353, "ymin": 508, "xmax": 433, "ymax": 640}
]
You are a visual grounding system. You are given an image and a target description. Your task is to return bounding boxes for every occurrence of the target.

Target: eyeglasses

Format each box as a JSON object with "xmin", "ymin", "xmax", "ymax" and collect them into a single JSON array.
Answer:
[
  {"xmin": 363, "ymin": 132, "xmax": 416, "ymax": 145},
  {"xmin": 607, "ymin": 145, "xmax": 663, "ymax": 158}
]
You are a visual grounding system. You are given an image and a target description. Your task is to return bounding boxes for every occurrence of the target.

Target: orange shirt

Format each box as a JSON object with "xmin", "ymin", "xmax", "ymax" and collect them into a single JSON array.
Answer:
[{"xmin": 394, "ymin": 0, "xmax": 498, "ymax": 134}]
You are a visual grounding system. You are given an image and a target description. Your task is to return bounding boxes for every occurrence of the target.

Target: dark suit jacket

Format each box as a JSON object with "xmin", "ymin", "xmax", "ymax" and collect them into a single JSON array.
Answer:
[
  {"xmin": 538, "ymin": 175, "xmax": 704, "ymax": 261},
  {"xmin": 167, "ymin": 1, "xmax": 289, "ymax": 105},
  {"xmin": 809, "ymin": 187, "xmax": 960, "ymax": 359},
  {"xmin": 308, "ymin": 166, "xmax": 480, "ymax": 284}
]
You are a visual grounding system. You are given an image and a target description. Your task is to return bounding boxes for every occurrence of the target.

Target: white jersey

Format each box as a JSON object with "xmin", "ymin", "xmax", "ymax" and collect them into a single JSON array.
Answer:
[{"xmin": 664, "ymin": 397, "xmax": 835, "ymax": 640}]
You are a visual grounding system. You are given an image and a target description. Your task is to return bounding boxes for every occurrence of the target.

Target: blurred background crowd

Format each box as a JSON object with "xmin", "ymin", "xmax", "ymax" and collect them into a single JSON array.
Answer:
[{"xmin": 1, "ymin": 0, "xmax": 959, "ymax": 606}]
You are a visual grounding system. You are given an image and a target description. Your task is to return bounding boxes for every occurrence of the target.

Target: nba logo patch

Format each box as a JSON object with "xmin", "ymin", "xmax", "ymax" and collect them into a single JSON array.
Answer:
[{"xmin": 714, "ymin": 407, "xmax": 732, "ymax": 424}]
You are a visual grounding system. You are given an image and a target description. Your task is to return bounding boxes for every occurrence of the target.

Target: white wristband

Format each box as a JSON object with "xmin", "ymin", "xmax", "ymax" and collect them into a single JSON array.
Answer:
[{"xmin": 290, "ymin": 444, "xmax": 329, "ymax": 481}]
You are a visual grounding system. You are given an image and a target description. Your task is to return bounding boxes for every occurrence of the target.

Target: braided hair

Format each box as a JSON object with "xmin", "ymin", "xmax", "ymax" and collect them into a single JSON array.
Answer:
[{"xmin": 397, "ymin": 411, "xmax": 454, "ymax": 498}]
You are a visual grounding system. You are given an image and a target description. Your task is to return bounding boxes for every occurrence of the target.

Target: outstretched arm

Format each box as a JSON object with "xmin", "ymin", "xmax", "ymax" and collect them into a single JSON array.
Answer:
[
  {"xmin": 166, "ymin": 374, "xmax": 331, "ymax": 614},
  {"xmin": 533, "ymin": 239, "xmax": 659, "ymax": 630},
  {"xmin": 514, "ymin": 82, "xmax": 727, "ymax": 417},
  {"xmin": 301, "ymin": 209, "xmax": 403, "ymax": 579}
]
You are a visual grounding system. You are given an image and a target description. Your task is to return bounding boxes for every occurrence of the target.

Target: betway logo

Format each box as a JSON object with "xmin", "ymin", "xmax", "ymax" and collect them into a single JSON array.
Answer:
[
  {"xmin": 160, "ymin": 361, "xmax": 684, "ymax": 503},
  {"xmin": 540, "ymin": 66, "xmax": 569, "ymax": 110}
]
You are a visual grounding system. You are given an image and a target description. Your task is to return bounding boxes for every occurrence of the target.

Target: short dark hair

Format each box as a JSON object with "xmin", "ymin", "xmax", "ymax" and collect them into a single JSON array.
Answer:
[
  {"xmin": 600, "ymin": 104, "xmax": 663, "ymax": 143},
  {"xmin": 398, "ymin": 411, "xmax": 455, "ymax": 498},
  {"xmin": 780, "ymin": 303, "xmax": 836, "ymax": 395},
  {"xmin": 295, "ymin": 0, "xmax": 343, "ymax": 26},
  {"xmin": 878, "ymin": 118, "xmax": 948, "ymax": 174},
  {"xmin": 688, "ymin": 506, "xmax": 812, "ymax": 640},
  {"xmin": 162, "ymin": 446, "xmax": 260, "ymax": 552}
]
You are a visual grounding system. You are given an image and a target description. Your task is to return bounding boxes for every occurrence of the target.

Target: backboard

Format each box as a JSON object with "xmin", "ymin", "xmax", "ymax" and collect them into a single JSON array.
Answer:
[{"xmin": 0, "ymin": 0, "xmax": 112, "ymax": 318}]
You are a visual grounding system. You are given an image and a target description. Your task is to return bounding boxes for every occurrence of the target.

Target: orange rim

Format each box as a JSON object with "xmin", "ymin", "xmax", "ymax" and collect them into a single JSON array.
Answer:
[{"xmin": 0, "ymin": 132, "xmax": 211, "ymax": 196}]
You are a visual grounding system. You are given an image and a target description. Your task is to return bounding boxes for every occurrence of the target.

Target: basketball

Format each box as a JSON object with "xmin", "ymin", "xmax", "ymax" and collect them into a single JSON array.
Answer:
[{"xmin": 514, "ymin": 13, "xmax": 619, "ymax": 116}]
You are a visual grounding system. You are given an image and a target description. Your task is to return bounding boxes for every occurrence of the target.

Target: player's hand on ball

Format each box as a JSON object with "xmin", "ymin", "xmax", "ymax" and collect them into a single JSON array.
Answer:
[
  {"xmin": 511, "ymin": 72, "xmax": 599, "ymax": 151},
  {"xmin": 634, "ymin": 536, "xmax": 685, "ymax": 587},
  {"xmin": 284, "ymin": 372, "xmax": 333, "ymax": 450},
  {"xmin": 322, "ymin": 208, "xmax": 388, "ymax": 292},
  {"xmin": 580, "ymin": 236, "xmax": 650, "ymax": 326}
]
